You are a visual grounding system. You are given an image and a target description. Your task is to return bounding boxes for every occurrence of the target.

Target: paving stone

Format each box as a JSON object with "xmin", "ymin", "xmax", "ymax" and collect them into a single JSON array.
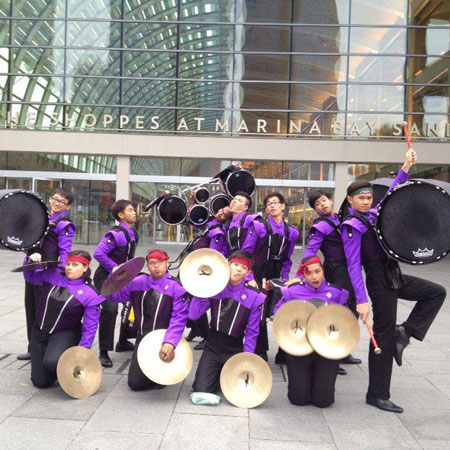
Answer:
[
  {"xmin": 399, "ymin": 409, "xmax": 450, "ymax": 441},
  {"xmin": 160, "ymin": 413, "xmax": 249, "ymax": 450},
  {"xmin": 250, "ymin": 440, "xmax": 337, "ymax": 450},
  {"xmin": 416, "ymin": 440, "xmax": 450, "ymax": 450},
  {"xmin": 0, "ymin": 393, "xmax": 35, "ymax": 423},
  {"xmin": 0, "ymin": 416, "xmax": 84, "ymax": 450},
  {"xmin": 0, "ymin": 320, "xmax": 26, "ymax": 338},
  {"xmin": 108, "ymin": 373, "xmax": 182, "ymax": 398},
  {"xmin": 0, "ymin": 368, "xmax": 39, "ymax": 395}
]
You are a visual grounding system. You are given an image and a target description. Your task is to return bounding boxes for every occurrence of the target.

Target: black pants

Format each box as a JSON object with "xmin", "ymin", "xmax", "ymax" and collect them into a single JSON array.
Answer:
[
  {"xmin": 192, "ymin": 331, "xmax": 243, "ymax": 393},
  {"xmin": 128, "ymin": 334, "xmax": 163, "ymax": 391},
  {"xmin": 24, "ymin": 282, "xmax": 42, "ymax": 352},
  {"xmin": 286, "ymin": 352, "xmax": 338, "ymax": 408},
  {"xmin": 324, "ymin": 259, "xmax": 358, "ymax": 318},
  {"xmin": 187, "ymin": 313, "xmax": 209, "ymax": 339},
  {"xmin": 364, "ymin": 260, "xmax": 446, "ymax": 400},
  {"xmin": 30, "ymin": 326, "xmax": 81, "ymax": 389},
  {"xmin": 94, "ymin": 266, "xmax": 132, "ymax": 351}
]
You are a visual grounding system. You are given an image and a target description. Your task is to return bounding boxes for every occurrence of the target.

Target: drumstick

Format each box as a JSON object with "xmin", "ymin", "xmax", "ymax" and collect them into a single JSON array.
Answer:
[
  {"xmin": 402, "ymin": 121, "xmax": 411, "ymax": 149},
  {"xmin": 363, "ymin": 320, "xmax": 382, "ymax": 354}
]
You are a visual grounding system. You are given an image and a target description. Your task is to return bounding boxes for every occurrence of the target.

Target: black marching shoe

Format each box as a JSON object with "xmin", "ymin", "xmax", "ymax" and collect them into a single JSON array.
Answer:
[
  {"xmin": 394, "ymin": 325, "xmax": 411, "ymax": 367},
  {"xmin": 194, "ymin": 339, "xmax": 206, "ymax": 350},
  {"xmin": 17, "ymin": 352, "xmax": 31, "ymax": 361},
  {"xmin": 342, "ymin": 354, "xmax": 362, "ymax": 365},
  {"xmin": 337, "ymin": 366, "xmax": 347, "ymax": 375},
  {"xmin": 366, "ymin": 396, "xmax": 404, "ymax": 413},
  {"xmin": 99, "ymin": 350, "xmax": 113, "ymax": 368},
  {"xmin": 115, "ymin": 340, "xmax": 134, "ymax": 352}
]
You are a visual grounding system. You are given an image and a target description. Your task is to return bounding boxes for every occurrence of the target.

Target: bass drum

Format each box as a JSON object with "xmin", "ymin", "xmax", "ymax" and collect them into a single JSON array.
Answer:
[
  {"xmin": 188, "ymin": 204, "xmax": 209, "ymax": 226},
  {"xmin": 376, "ymin": 179, "xmax": 450, "ymax": 264},
  {"xmin": 338, "ymin": 178, "xmax": 392, "ymax": 220},
  {"xmin": 157, "ymin": 195, "xmax": 188, "ymax": 225},
  {"xmin": 208, "ymin": 193, "xmax": 231, "ymax": 215},
  {"xmin": 224, "ymin": 169, "xmax": 255, "ymax": 197},
  {"xmin": 0, "ymin": 189, "xmax": 49, "ymax": 251}
]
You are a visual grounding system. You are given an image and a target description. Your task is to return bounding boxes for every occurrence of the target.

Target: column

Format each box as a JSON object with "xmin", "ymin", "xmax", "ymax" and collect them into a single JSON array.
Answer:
[
  {"xmin": 333, "ymin": 162, "xmax": 348, "ymax": 213},
  {"xmin": 116, "ymin": 155, "xmax": 131, "ymax": 200}
]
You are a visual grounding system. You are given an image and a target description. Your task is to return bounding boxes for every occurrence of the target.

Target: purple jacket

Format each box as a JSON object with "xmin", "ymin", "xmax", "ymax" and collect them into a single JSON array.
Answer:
[
  {"xmin": 192, "ymin": 219, "xmax": 227, "ymax": 255},
  {"xmin": 24, "ymin": 267, "xmax": 104, "ymax": 348},
  {"xmin": 189, "ymin": 281, "xmax": 266, "ymax": 353},
  {"xmin": 341, "ymin": 169, "xmax": 409, "ymax": 304},
  {"xmin": 244, "ymin": 216, "xmax": 299, "ymax": 280},
  {"xmin": 224, "ymin": 212, "xmax": 260, "ymax": 257},
  {"xmin": 109, "ymin": 272, "xmax": 188, "ymax": 348},
  {"xmin": 302, "ymin": 214, "xmax": 345, "ymax": 261},
  {"xmin": 94, "ymin": 221, "xmax": 138, "ymax": 273},
  {"xmin": 274, "ymin": 278, "xmax": 349, "ymax": 315}
]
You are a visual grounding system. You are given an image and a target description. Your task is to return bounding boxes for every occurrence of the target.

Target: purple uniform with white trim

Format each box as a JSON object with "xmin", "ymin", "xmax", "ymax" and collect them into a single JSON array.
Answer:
[
  {"xmin": 191, "ymin": 219, "xmax": 227, "ymax": 255},
  {"xmin": 189, "ymin": 282, "xmax": 266, "ymax": 353},
  {"xmin": 109, "ymin": 272, "xmax": 188, "ymax": 348},
  {"xmin": 223, "ymin": 212, "xmax": 260, "ymax": 257},
  {"xmin": 24, "ymin": 267, "xmax": 104, "ymax": 348}
]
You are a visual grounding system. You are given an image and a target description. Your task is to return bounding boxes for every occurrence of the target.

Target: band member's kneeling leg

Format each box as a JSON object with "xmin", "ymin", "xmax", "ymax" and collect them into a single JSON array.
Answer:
[
  {"xmin": 192, "ymin": 347, "xmax": 224, "ymax": 394},
  {"xmin": 128, "ymin": 335, "xmax": 162, "ymax": 391},
  {"xmin": 311, "ymin": 354, "xmax": 339, "ymax": 408}
]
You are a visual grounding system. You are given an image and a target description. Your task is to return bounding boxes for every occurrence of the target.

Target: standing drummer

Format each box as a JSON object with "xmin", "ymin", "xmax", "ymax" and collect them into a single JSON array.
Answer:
[
  {"xmin": 19, "ymin": 188, "xmax": 75, "ymax": 361},
  {"xmin": 108, "ymin": 250, "xmax": 189, "ymax": 391},
  {"xmin": 94, "ymin": 199, "xmax": 139, "ymax": 368},
  {"xmin": 273, "ymin": 256, "xmax": 349, "ymax": 408},
  {"xmin": 189, "ymin": 250, "xmax": 266, "ymax": 399},
  {"xmin": 341, "ymin": 148, "xmax": 446, "ymax": 413}
]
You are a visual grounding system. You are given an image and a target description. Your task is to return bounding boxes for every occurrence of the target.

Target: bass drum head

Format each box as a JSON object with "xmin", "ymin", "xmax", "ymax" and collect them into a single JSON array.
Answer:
[
  {"xmin": 158, "ymin": 195, "xmax": 187, "ymax": 225},
  {"xmin": 209, "ymin": 194, "xmax": 231, "ymax": 215},
  {"xmin": 225, "ymin": 170, "xmax": 255, "ymax": 197},
  {"xmin": 194, "ymin": 187, "xmax": 210, "ymax": 204},
  {"xmin": 377, "ymin": 180, "xmax": 450, "ymax": 264},
  {"xmin": 0, "ymin": 190, "xmax": 49, "ymax": 250},
  {"xmin": 188, "ymin": 204, "xmax": 209, "ymax": 226}
]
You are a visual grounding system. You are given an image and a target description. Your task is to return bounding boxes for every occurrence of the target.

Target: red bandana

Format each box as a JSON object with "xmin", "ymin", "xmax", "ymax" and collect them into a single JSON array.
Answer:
[
  {"xmin": 146, "ymin": 250, "xmax": 169, "ymax": 262},
  {"xmin": 67, "ymin": 255, "xmax": 90, "ymax": 266},
  {"xmin": 230, "ymin": 257, "xmax": 252, "ymax": 271},
  {"xmin": 296, "ymin": 256, "xmax": 322, "ymax": 275}
]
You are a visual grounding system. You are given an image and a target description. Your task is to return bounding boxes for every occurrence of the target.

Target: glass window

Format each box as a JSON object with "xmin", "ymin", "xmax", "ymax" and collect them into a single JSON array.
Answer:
[
  {"xmin": 283, "ymin": 162, "xmax": 335, "ymax": 181},
  {"xmin": 242, "ymin": 26, "xmax": 291, "ymax": 52},
  {"xmin": 124, "ymin": 0, "xmax": 178, "ymax": 21},
  {"xmin": 118, "ymin": 107, "xmax": 176, "ymax": 132},
  {"xmin": 123, "ymin": 79, "xmax": 176, "ymax": 107},
  {"xmin": 410, "ymin": 1, "xmax": 450, "ymax": 26},
  {"xmin": 67, "ymin": 21, "xmax": 121, "ymax": 48},
  {"xmin": 345, "ymin": 113, "xmax": 404, "ymax": 137},
  {"xmin": 240, "ymin": 82, "xmax": 288, "ymax": 110},
  {"xmin": 67, "ymin": 0, "xmax": 122, "ymax": 19},
  {"xmin": 131, "ymin": 157, "xmax": 181, "ymax": 176},
  {"xmin": 179, "ymin": 24, "xmax": 234, "ymax": 52},
  {"xmin": 11, "ymin": 48, "xmax": 65, "ymax": 75},
  {"xmin": 177, "ymin": 80, "xmax": 228, "ymax": 109},
  {"xmin": 181, "ymin": 159, "xmax": 231, "ymax": 177},
  {"xmin": 7, "ymin": 178, "xmax": 32, "ymax": 190},
  {"xmin": 350, "ymin": 28, "xmax": 406, "ymax": 54},
  {"xmin": 407, "ymin": 56, "xmax": 450, "ymax": 85},
  {"xmin": 11, "ymin": 76, "xmax": 64, "ymax": 103},
  {"xmin": 65, "ymin": 78, "xmax": 120, "ymax": 105},
  {"xmin": 292, "ymin": 27, "xmax": 348, "ymax": 54},
  {"xmin": 245, "ymin": 0, "xmax": 292, "ymax": 23},
  {"xmin": 0, "ymin": 2, "xmax": 10, "ymax": 17},
  {"xmin": 237, "ymin": 111, "xmax": 289, "ymax": 134},
  {"xmin": 288, "ymin": 112, "xmax": 346, "ymax": 136},
  {"xmin": 180, "ymin": 0, "xmax": 235, "ymax": 22},
  {"xmin": 290, "ymin": 84, "xmax": 346, "ymax": 112},
  {"xmin": 405, "ymin": 112, "xmax": 450, "ymax": 139},
  {"xmin": 348, "ymin": 84, "xmax": 404, "ymax": 112},
  {"xmin": 408, "ymin": 26, "xmax": 450, "ymax": 59},
  {"xmin": 173, "ymin": 108, "xmax": 225, "ymax": 134},
  {"xmin": 293, "ymin": 0, "xmax": 349, "ymax": 24},
  {"xmin": 0, "ymin": 151, "xmax": 6, "ymax": 168},
  {"xmin": 291, "ymin": 55, "xmax": 347, "ymax": 82},
  {"xmin": 131, "ymin": 181, "xmax": 156, "ymax": 246},
  {"xmin": 0, "ymin": 177, "xmax": 5, "ymax": 189},
  {"xmin": 123, "ymin": 51, "xmax": 177, "ymax": 78},
  {"xmin": 351, "ymin": 0, "xmax": 407, "ymax": 26},
  {"xmin": 242, "ymin": 54, "xmax": 289, "ymax": 81},
  {"xmin": 13, "ymin": 0, "xmax": 65, "ymax": 18},
  {"xmin": 66, "ymin": 49, "xmax": 120, "ymax": 76},
  {"xmin": 12, "ymin": 20, "xmax": 65, "ymax": 47},
  {"xmin": 241, "ymin": 161, "xmax": 282, "ymax": 179},
  {"xmin": 123, "ymin": 22, "xmax": 177, "ymax": 50},
  {"xmin": 407, "ymin": 85, "xmax": 450, "ymax": 114},
  {"xmin": 179, "ymin": 52, "xmax": 231, "ymax": 79},
  {"xmin": 349, "ymin": 56, "xmax": 405, "ymax": 83},
  {"xmin": 0, "ymin": 19, "xmax": 8, "ymax": 45}
]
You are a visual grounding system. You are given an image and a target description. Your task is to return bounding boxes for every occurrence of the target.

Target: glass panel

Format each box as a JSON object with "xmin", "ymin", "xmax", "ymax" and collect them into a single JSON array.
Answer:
[
  {"xmin": 410, "ymin": 1, "xmax": 450, "ymax": 26},
  {"xmin": 5, "ymin": 152, "xmax": 63, "ymax": 170},
  {"xmin": 119, "ymin": 107, "xmax": 176, "ymax": 132},
  {"xmin": 67, "ymin": 0, "xmax": 122, "ymax": 19},
  {"xmin": 241, "ymin": 26, "xmax": 290, "ymax": 52},
  {"xmin": 293, "ymin": 0, "xmax": 350, "ymax": 24},
  {"xmin": 283, "ymin": 162, "xmax": 335, "ymax": 181},
  {"xmin": 179, "ymin": 24, "xmax": 234, "ymax": 52},
  {"xmin": 177, "ymin": 80, "xmax": 227, "ymax": 109},
  {"xmin": 12, "ymin": 20, "xmax": 65, "ymax": 46},
  {"xmin": 179, "ymin": 52, "xmax": 231, "ymax": 79},
  {"xmin": 290, "ymin": 84, "xmax": 346, "ymax": 111},
  {"xmin": 349, "ymin": 56, "xmax": 405, "ymax": 83},
  {"xmin": 34, "ymin": 178, "xmax": 62, "ymax": 205},
  {"xmin": 62, "ymin": 179, "xmax": 90, "ymax": 244},
  {"xmin": 241, "ymin": 161, "xmax": 282, "ymax": 179},
  {"xmin": 123, "ymin": 79, "xmax": 176, "ymax": 107},
  {"xmin": 237, "ymin": 111, "xmax": 288, "ymax": 134},
  {"xmin": 245, "ymin": 0, "xmax": 292, "ymax": 23},
  {"xmin": 288, "ymin": 112, "xmax": 346, "ymax": 136},
  {"xmin": 240, "ymin": 82, "xmax": 288, "ymax": 109},
  {"xmin": 408, "ymin": 27, "xmax": 450, "ymax": 58},
  {"xmin": 407, "ymin": 56, "xmax": 450, "ymax": 85},
  {"xmin": 242, "ymin": 54, "xmax": 289, "ymax": 81},
  {"xmin": 11, "ymin": 76, "xmax": 64, "ymax": 103},
  {"xmin": 154, "ymin": 183, "xmax": 181, "ymax": 243},
  {"xmin": 67, "ymin": 21, "xmax": 121, "ymax": 47},
  {"xmin": 124, "ymin": 0, "xmax": 178, "ymax": 21},
  {"xmin": 123, "ymin": 51, "xmax": 177, "ymax": 78},
  {"xmin": 407, "ymin": 84, "xmax": 450, "ymax": 114},
  {"xmin": 0, "ymin": 177, "xmax": 5, "ymax": 189},
  {"xmin": 131, "ymin": 157, "xmax": 181, "ymax": 176},
  {"xmin": 0, "ymin": 1, "xmax": 10, "ymax": 17},
  {"xmin": 0, "ymin": 19, "xmax": 8, "ymax": 45},
  {"xmin": 65, "ymin": 78, "xmax": 120, "ymax": 104},
  {"xmin": 181, "ymin": 159, "xmax": 232, "ymax": 177},
  {"xmin": 6, "ymin": 178, "xmax": 32, "ymax": 190},
  {"xmin": 11, "ymin": 48, "xmax": 65, "ymax": 74},
  {"xmin": 405, "ymin": 112, "xmax": 450, "ymax": 138},
  {"xmin": 345, "ymin": 113, "xmax": 404, "ymax": 137},
  {"xmin": 348, "ymin": 84, "xmax": 404, "ymax": 112},
  {"xmin": 180, "ymin": 0, "xmax": 235, "ymax": 22},
  {"xmin": 123, "ymin": 22, "xmax": 177, "ymax": 50},
  {"xmin": 131, "ymin": 181, "xmax": 156, "ymax": 246},
  {"xmin": 66, "ymin": 49, "xmax": 120, "ymax": 76},
  {"xmin": 13, "ymin": 0, "xmax": 66, "ymax": 18},
  {"xmin": 351, "ymin": 0, "xmax": 406, "ymax": 26},
  {"xmin": 291, "ymin": 55, "xmax": 347, "ymax": 82},
  {"xmin": 89, "ymin": 180, "xmax": 117, "ymax": 244},
  {"xmin": 292, "ymin": 27, "xmax": 348, "ymax": 53},
  {"xmin": 349, "ymin": 28, "xmax": 406, "ymax": 54}
]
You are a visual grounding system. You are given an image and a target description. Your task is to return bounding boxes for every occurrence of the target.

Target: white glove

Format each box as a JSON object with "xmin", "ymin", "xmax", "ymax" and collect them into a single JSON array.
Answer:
[{"xmin": 29, "ymin": 253, "xmax": 42, "ymax": 263}]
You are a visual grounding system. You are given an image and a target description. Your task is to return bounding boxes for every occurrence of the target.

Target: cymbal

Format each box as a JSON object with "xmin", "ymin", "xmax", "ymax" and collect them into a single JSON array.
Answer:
[
  {"xmin": 56, "ymin": 346, "xmax": 103, "ymax": 399},
  {"xmin": 272, "ymin": 301, "xmax": 317, "ymax": 356},
  {"xmin": 100, "ymin": 257, "xmax": 145, "ymax": 296},
  {"xmin": 11, "ymin": 260, "xmax": 59, "ymax": 273},
  {"xmin": 137, "ymin": 329, "xmax": 193, "ymax": 385},
  {"xmin": 220, "ymin": 352, "xmax": 272, "ymax": 408},
  {"xmin": 307, "ymin": 304, "xmax": 360, "ymax": 360},
  {"xmin": 179, "ymin": 248, "xmax": 230, "ymax": 298}
]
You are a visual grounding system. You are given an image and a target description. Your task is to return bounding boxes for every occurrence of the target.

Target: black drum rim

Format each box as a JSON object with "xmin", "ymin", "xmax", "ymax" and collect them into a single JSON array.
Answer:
[
  {"xmin": 188, "ymin": 204, "xmax": 209, "ymax": 226},
  {"xmin": 208, "ymin": 194, "xmax": 232, "ymax": 215},
  {"xmin": 157, "ymin": 195, "xmax": 188, "ymax": 226},
  {"xmin": 224, "ymin": 170, "xmax": 255, "ymax": 197},
  {"xmin": 194, "ymin": 187, "xmax": 210, "ymax": 204},
  {"xmin": 0, "ymin": 189, "xmax": 50, "ymax": 251},
  {"xmin": 375, "ymin": 180, "xmax": 450, "ymax": 265}
]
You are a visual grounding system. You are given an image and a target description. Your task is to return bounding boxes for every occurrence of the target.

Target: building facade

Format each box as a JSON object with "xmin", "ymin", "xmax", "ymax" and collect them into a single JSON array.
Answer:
[{"xmin": 0, "ymin": 0, "xmax": 449, "ymax": 245}]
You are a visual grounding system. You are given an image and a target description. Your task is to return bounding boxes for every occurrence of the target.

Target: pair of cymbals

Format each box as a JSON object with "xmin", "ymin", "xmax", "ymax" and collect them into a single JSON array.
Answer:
[
  {"xmin": 12, "ymin": 260, "xmax": 58, "ymax": 272},
  {"xmin": 137, "ymin": 329, "xmax": 193, "ymax": 385},
  {"xmin": 57, "ymin": 346, "xmax": 103, "ymax": 399},
  {"xmin": 179, "ymin": 248, "xmax": 230, "ymax": 298},
  {"xmin": 273, "ymin": 301, "xmax": 360, "ymax": 359},
  {"xmin": 220, "ymin": 353, "xmax": 272, "ymax": 409},
  {"xmin": 101, "ymin": 257, "xmax": 145, "ymax": 296}
]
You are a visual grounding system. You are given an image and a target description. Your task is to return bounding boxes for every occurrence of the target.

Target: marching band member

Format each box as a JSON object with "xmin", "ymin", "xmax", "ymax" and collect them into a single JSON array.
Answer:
[
  {"xmin": 273, "ymin": 256, "xmax": 349, "ymax": 408},
  {"xmin": 189, "ymin": 250, "xmax": 266, "ymax": 398},
  {"xmin": 108, "ymin": 250, "xmax": 189, "ymax": 391},
  {"xmin": 19, "ymin": 188, "xmax": 76, "ymax": 361},
  {"xmin": 94, "ymin": 199, "xmax": 139, "ymax": 368},
  {"xmin": 23, "ymin": 250, "xmax": 104, "ymax": 388},
  {"xmin": 341, "ymin": 148, "xmax": 446, "ymax": 413}
]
